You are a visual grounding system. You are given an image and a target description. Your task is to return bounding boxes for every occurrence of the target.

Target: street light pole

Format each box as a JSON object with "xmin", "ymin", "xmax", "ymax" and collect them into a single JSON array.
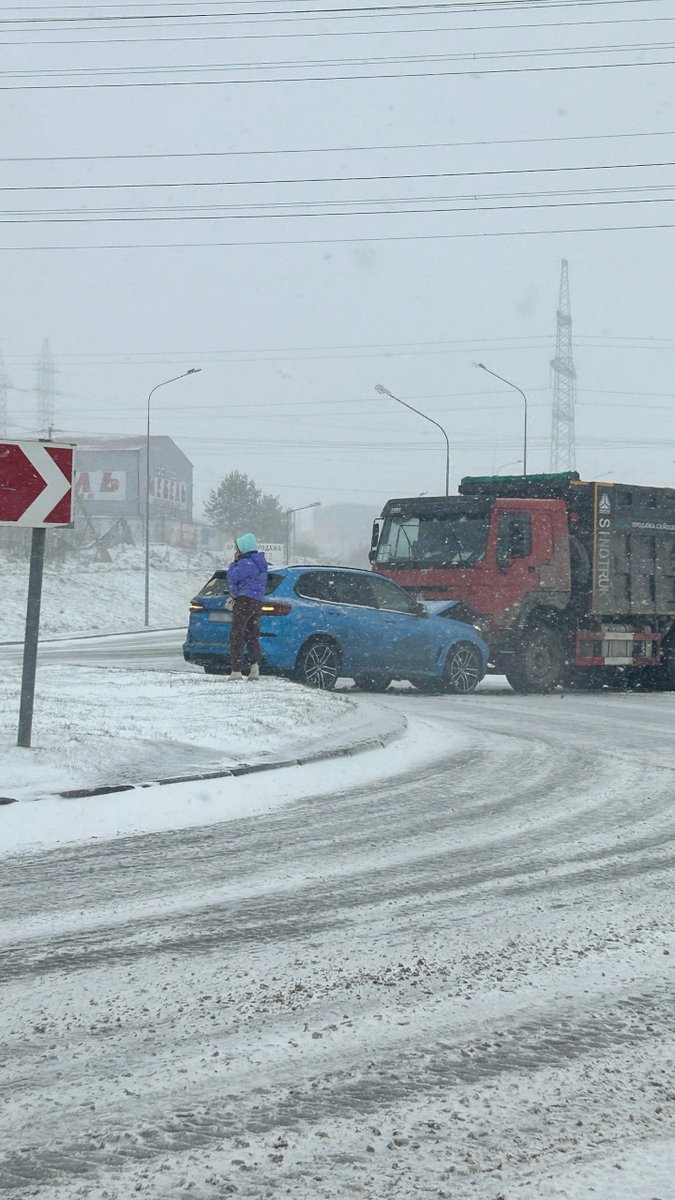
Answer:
[
  {"xmin": 144, "ymin": 367, "xmax": 201, "ymax": 627},
  {"xmin": 285, "ymin": 501, "xmax": 321, "ymax": 562},
  {"xmin": 473, "ymin": 362, "xmax": 528, "ymax": 475},
  {"xmin": 375, "ymin": 384, "xmax": 450, "ymax": 496}
]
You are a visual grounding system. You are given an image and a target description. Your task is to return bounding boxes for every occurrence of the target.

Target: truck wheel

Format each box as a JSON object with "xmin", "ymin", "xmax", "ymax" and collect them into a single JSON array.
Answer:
[
  {"xmin": 443, "ymin": 642, "xmax": 484, "ymax": 694},
  {"xmin": 506, "ymin": 626, "xmax": 565, "ymax": 694}
]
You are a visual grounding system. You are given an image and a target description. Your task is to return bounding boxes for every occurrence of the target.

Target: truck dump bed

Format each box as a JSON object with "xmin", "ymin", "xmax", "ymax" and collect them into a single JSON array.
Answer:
[{"xmin": 460, "ymin": 473, "xmax": 675, "ymax": 617}]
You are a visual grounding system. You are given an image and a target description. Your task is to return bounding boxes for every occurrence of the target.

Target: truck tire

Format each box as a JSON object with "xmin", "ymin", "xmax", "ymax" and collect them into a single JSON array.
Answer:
[{"xmin": 506, "ymin": 625, "xmax": 565, "ymax": 694}]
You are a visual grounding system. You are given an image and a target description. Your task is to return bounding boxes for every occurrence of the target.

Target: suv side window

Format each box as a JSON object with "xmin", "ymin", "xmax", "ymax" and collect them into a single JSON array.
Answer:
[
  {"xmin": 295, "ymin": 570, "xmax": 378, "ymax": 607},
  {"xmin": 295, "ymin": 571, "xmax": 340, "ymax": 602},
  {"xmin": 333, "ymin": 572, "xmax": 378, "ymax": 608},
  {"xmin": 369, "ymin": 574, "xmax": 419, "ymax": 614}
]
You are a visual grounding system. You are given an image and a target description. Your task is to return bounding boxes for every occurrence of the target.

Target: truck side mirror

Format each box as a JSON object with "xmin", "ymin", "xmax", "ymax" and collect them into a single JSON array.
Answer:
[{"xmin": 369, "ymin": 518, "xmax": 383, "ymax": 564}]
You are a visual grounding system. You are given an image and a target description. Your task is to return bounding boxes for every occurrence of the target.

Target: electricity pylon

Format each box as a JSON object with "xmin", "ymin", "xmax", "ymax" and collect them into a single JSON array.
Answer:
[{"xmin": 550, "ymin": 259, "xmax": 577, "ymax": 471}]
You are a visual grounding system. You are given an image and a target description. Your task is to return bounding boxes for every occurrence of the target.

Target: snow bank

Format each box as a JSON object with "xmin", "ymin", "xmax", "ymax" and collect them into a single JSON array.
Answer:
[{"xmin": 0, "ymin": 665, "xmax": 354, "ymax": 804}]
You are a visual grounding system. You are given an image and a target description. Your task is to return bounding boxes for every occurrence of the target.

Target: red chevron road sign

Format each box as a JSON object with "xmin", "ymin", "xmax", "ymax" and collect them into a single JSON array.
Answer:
[{"xmin": 0, "ymin": 440, "xmax": 74, "ymax": 527}]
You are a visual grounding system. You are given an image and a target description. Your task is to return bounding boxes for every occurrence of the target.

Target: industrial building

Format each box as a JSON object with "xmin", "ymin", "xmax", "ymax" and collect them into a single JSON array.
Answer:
[{"xmin": 73, "ymin": 435, "xmax": 193, "ymax": 545}]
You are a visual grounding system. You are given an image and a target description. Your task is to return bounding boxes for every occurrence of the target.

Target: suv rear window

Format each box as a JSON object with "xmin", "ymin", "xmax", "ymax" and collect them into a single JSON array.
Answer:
[{"xmin": 199, "ymin": 570, "xmax": 283, "ymax": 597}]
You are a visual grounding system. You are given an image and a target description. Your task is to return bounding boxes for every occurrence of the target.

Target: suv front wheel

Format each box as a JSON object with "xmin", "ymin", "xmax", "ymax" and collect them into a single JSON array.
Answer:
[{"xmin": 444, "ymin": 642, "xmax": 484, "ymax": 694}]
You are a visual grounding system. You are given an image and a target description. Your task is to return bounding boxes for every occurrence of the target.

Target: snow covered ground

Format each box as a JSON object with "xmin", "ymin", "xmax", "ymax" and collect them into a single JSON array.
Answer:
[
  {"xmin": 1, "ymin": 683, "xmax": 673, "ymax": 1200},
  {"xmin": 0, "ymin": 664, "xmax": 355, "ymax": 802},
  {"xmin": 0, "ymin": 545, "xmax": 227, "ymax": 640},
  {"xmin": 1, "ymin": 553, "xmax": 674, "ymax": 1200}
]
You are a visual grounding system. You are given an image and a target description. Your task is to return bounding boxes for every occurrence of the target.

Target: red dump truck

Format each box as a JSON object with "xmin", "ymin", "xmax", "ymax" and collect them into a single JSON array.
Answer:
[{"xmin": 369, "ymin": 472, "xmax": 675, "ymax": 693}]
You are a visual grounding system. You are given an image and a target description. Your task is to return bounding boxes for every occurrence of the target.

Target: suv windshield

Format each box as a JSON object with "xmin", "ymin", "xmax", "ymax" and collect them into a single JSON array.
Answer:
[{"xmin": 376, "ymin": 511, "xmax": 489, "ymax": 568}]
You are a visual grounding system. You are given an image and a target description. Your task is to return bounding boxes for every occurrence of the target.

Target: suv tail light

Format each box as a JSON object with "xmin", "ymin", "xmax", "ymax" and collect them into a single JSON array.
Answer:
[
  {"xmin": 260, "ymin": 601, "xmax": 292, "ymax": 616},
  {"xmin": 190, "ymin": 601, "xmax": 205, "ymax": 611}
]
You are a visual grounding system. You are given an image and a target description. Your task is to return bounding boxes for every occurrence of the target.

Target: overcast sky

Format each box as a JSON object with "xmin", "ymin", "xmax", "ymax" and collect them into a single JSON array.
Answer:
[{"xmin": 2, "ymin": 0, "xmax": 675, "ymax": 525}]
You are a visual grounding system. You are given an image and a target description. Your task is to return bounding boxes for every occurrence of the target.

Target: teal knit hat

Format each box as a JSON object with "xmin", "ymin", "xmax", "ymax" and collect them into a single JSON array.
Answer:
[{"xmin": 236, "ymin": 533, "xmax": 257, "ymax": 553}]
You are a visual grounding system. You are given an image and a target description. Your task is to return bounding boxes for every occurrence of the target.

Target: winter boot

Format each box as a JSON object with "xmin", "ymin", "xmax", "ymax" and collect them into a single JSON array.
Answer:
[
  {"xmin": 248, "ymin": 662, "xmax": 260, "ymax": 682},
  {"xmin": 228, "ymin": 671, "xmax": 244, "ymax": 682}
]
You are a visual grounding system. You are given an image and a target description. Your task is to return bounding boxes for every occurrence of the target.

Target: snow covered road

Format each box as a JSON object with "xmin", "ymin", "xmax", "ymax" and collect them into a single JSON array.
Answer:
[{"xmin": 1, "ymin": 683, "xmax": 675, "ymax": 1199}]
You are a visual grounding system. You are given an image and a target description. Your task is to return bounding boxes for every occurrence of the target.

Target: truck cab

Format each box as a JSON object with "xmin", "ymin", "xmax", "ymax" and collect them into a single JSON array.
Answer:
[{"xmin": 371, "ymin": 494, "xmax": 570, "ymax": 628}]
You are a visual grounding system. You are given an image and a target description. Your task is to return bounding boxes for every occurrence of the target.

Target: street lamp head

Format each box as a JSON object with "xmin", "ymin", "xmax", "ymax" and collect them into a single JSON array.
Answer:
[
  {"xmin": 187, "ymin": 367, "xmax": 201, "ymax": 375},
  {"xmin": 473, "ymin": 362, "xmax": 486, "ymax": 370},
  {"xmin": 375, "ymin": 384, "xmax": 391, "ymax": 396},
  {"xmin": 287, "ymin": 501, "xmax": 321, "ymax": 515}
]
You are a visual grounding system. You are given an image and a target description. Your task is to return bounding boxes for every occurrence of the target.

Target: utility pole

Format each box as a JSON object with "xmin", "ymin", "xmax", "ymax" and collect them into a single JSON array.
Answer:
[
  {"xmin": 36, "ymin": 338, "xmax": 55, "ymax": 440},
  {"xmin": 550, "ymin": 259, "xmax": 577, "ymax": 471},
  {"xmin": 0, "ymin": 344, "xmax": 8, "ymax": 438}
]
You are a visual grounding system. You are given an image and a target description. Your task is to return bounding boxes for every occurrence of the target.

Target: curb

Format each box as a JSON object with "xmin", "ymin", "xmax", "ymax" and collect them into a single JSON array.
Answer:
[
  {"xmin": 0, "ymin": 713, "xmax": 407, "ymax": 806},
  {"xmin": 0, "ymin": 627, "xmax": 183, "ymax": 649}
]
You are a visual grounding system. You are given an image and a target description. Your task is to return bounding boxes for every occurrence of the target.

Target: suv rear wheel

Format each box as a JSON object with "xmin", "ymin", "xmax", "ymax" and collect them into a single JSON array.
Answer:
[{"xmin": 295, "ymin": 638, "xmax": 341, "ymax": 690}]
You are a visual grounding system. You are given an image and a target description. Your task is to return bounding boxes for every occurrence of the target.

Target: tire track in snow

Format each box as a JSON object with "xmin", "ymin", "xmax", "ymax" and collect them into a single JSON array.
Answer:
[{"xmin": 1, "ymin": 690, "xmax": 674, "ymax": 1198}]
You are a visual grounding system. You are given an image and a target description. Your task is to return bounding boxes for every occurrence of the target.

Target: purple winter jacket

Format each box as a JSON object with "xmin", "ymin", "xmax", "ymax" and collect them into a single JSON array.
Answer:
[{"xmin": 227, "ymin": 551, "xmax": 269, "ymax": 600}]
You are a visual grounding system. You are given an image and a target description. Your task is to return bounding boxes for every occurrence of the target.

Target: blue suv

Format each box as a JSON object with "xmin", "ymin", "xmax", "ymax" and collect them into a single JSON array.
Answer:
[{"xmin": 184, "ymin": 565, "xmax": 488, "ymax": 693}]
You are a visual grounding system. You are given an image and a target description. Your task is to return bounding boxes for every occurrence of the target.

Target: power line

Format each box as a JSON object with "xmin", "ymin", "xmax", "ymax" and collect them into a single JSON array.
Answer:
[
  {"xmin": 4, "ymin": 39, "xmax": 675, "ymax": 75},
  {"xmin": 2, "ymin": 128, "xmax": 673, "ymax": 165},
  {"xmin": 8, "ymin": 187, "xmax": 675, "ymax": 208},
  {"xmin": 3, "ymin": 13, "xmax": 675, "ymax": 47},
  {"xmin": 5, "ymin": 159, "xmax": 675, "ymax": 193},
  {"xmin": 4, "ymin": 219, "xmax": 675, "ymax": 249},
  {"xmin": 6, "ymin": 194, "xmax": 675, "ymax": 224},
  {"xmin": 7, "ymin": 342, "xmax": 675, "ymax": 369},
  {"xmin": 2, "ymin": 55, "xmax": 674, "ymax": 88},
  {"xmin": 2, "ymin": 1, "xmax": 663, "ymax": 24},
  {"xmin": 6, "ymin": 337, "xmax": 675, "ymax": 368},
  {"xmin": 3, "ymin": 0, "xmax": 668, "ymax": 9}
]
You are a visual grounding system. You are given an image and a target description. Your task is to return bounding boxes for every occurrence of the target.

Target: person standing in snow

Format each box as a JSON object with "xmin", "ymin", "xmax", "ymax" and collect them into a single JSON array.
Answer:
[{"xmin": 226, "ymin": 533, "xmax": 269, "ymax": 681}]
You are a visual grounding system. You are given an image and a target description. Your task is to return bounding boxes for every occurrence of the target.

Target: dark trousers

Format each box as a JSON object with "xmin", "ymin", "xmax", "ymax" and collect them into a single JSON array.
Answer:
[{"xmin": 230, "ymin": 595, "xmax": 262, "ymax": 671}]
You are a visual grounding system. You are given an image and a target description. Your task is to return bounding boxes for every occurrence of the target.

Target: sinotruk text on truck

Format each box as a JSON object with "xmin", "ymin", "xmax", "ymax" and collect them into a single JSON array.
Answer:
[{"xmin": 369, "ymin": 472, "xmax": 675, "ymax": 693}]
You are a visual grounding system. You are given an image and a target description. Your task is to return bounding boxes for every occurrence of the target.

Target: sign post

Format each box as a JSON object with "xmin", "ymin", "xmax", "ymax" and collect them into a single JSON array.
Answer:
[
  {"xmin": 0, "ymin": 440, "xmax": 74, "ymax": 748},
  {"xmin": 17, "ymin": 528, "xmax": 46, "ymax": 748}
]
